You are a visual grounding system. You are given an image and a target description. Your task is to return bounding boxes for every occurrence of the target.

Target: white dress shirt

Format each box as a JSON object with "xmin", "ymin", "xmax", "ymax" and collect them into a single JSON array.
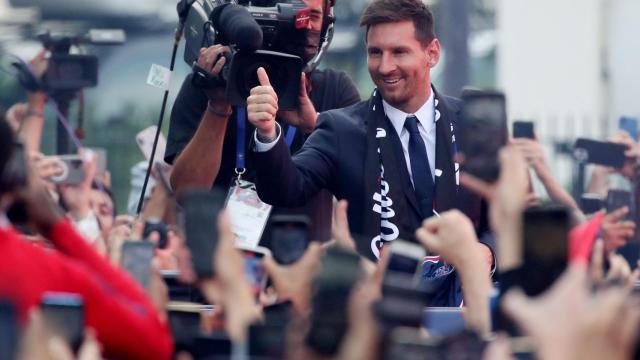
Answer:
[{"xmin": 382, "ymin": 90, "xmax": 436, "ymax": 184}]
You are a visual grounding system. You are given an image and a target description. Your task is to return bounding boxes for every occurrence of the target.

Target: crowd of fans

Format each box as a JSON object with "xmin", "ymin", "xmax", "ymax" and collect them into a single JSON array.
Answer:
[{"xmin": 2, "ymin": 0, "xmax": 640, "ymax": 359}]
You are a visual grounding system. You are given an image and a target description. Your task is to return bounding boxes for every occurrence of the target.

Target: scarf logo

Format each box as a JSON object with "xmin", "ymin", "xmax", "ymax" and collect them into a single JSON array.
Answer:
[{"xmin": 370, "ymin": 164, "xmax": 400, "ymax": 258}]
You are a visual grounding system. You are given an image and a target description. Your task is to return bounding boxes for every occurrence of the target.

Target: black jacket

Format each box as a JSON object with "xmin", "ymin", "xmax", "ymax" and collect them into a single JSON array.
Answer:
[{"xmin": 254, "ymin": 93, "xmax": 486, "ymax": 260}]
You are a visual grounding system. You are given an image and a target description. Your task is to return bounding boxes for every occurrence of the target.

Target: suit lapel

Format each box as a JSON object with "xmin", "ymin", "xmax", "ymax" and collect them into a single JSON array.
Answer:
[{"xmin": 434, "ymin": 94, "xmax": 459, "ymax": 212}]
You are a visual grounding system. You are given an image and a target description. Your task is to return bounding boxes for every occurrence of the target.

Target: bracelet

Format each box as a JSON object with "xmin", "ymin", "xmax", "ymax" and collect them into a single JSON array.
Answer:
[{"xmin": 206, "ymin": 102, "xmax": 232, "ymax": 118}]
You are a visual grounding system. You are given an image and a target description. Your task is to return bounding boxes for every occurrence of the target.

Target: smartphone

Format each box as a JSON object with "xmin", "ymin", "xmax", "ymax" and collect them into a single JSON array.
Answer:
[
  {"xmin": 167, "ymin": 302, "xmax": 203, "ymax": 352},
  {"xmin": 513, "ymin": 121, "xmax": 535, "ymax": 139},
  {"xmin": 192, "ymin": 331, "xmax": 233, "ymax": 359},
  {"xmin": 249, "ymin": 323, "xmax": 287, "ymax": 359},
  {"xmin": 459, "ymin": 90, "xmax": 508, "ymax": 182},
  {"xmin": 136, "ymin": 126, "xmax": 167, "ymax": 165},
  {"xmin": 522, "ymin": 206, "xmax": 570, "ymax": 296},
  {"xmin": 606, "ymin": 189, "xmax": 636, "ymax": 222},
  {"xmin": 121, "ymin": 241, "xmax": 155, "ymax": 289},
  {"xmin": 269, "ymin": 214, "xmax": 310, "ymax": 265},
  {"xmin": 574, "ymin": 138, "xmax": 626, "ymax": 168},
  {"xmin": 48, "ymin": 154, "xmax": 85, "ymax": 185},
  {"xmin": 180, "ymin": 188, "xmax": 227, "ymax": 278},
  {"xmin": 143, "ymin": 219, "xmax": 169, "ymax": 249},
  {"xmin": 40, "ymin": 292, "xmax": 84, "ymax": 352},
  {"xmin": 237, "ymin": 245, "xmax": 271, "ymax": 298},
  {"xmin": 385, "ymin": 239, "xmax": 426, "ymax": 281},
  {"xmin": 0, "ymin": 301, "xmax": 18, "ymax": 360},
  {"xmin": 306, "ymin": 247, "xmax": 363, "ymax": 356},
  {"xmin": 43, "ymin": 54, "xmax": 98, "ymax": 91},
  {"xmin": 580, "ymin": 193, "xmax": 604, "ymax": 214},
  {"xmin": 377, "ymin": 273, "xmax": 434, "ymax": 330},
  {"xmin": 619, "ymin": 116, "xmax": 638, "ymax": 142}
]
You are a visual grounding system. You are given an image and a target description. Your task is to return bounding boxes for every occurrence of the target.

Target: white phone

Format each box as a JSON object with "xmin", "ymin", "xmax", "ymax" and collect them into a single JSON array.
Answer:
[{"xmin": 136, "ymin": 126, "xmax": 167, "ymax": 165}]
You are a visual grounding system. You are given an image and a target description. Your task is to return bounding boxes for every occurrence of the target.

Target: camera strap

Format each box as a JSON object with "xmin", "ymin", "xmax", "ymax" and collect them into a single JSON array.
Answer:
[{"xmin": 235, "ymin": 107, "xmax": 297, "ymax": 178}]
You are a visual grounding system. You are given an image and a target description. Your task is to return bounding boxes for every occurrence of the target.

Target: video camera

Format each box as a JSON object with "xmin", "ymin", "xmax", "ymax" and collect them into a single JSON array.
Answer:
[
  {"xmin": 12, "ymin": 29, "xmax": 125, "ymax": 93},
  {"xmin": 182, "ymin": 0, "xmax": 335, "ymax": 110}
]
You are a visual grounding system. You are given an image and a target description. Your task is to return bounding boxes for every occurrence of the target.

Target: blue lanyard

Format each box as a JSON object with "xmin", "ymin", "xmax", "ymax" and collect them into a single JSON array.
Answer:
[{"xmin": 235, "ymin": 107, "xmax": 297, "ymax": 174}]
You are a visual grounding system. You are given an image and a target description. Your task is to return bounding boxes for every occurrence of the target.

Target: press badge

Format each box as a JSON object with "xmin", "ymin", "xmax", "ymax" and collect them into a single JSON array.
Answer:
[{"xmin": 225, "ymin": 179, "xmax": 272, "ymax": 248}]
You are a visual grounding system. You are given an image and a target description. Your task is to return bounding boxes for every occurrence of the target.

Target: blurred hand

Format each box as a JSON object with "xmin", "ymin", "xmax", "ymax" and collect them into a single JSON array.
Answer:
[
  {"xmin": 197, "ymin": 45, "xmax": 232, "ymax": 113},
  {"xmin": 58, "ymin": 150, "xmax": 97, "ymax": 221},
  {"xmin": 148, "ymin": 259, "xmax": 169, "ymax": 322},
  {"xmin": 19, "ymin": 310, "xmax": 103, "ymax": 360},
  {"xmin": 415, "ymin": 210, "xmax": 482, "ymax": 269},
  {"xmin": 511, "ymin": 137, "xmax": 550, "ymax": 176},
  {"xmin": 460, "ymin": 146, "xmax": 529, "ymax": 271},
  {"xmin": 278, "ymin": 72, "xmax": 318, "ymax": 134},
  {"xmin": 106, "ymin": 223, "xmax": 131, "ymax": 266},
  {"xmin": 35, "ymin": 156, "xmax": 65, "ymax": 181},
  {"xmin": 199, "ymin": 212, "xmax": 260, "ymax": 342},
  {"xmin": 330, "ymin": 200, "xmax": 357, "ymax": 252},
  {"xmin": 27, "ymin": 49, "xmax": 48, "ymax": 110},
  {"xmin": 14, "ymin": 159, "xmax": 65, "ymax": 236},
  {"xmin": 336, "ymin": 278, "xmax": 380, "ymax": 360},
  {"xmin": 263, "ymin": 242, "xmax": 324, "ymax": 316},
  {"xmin": 601, "ymin": 207, "xmax": 636, "ymax": 253},
  {"xmin": 502, "ymin": 265, "xmax": 640, "ymax": 360},
  {"xmin": 247, "ymin": 67, "xmax": 278, "ymax": 141}
]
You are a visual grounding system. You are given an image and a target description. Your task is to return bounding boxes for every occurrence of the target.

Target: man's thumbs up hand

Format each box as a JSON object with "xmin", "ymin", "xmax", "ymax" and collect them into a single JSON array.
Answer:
[{"xmin": 248, "ymin": 67, "xmax": 279, "ymax": 141}]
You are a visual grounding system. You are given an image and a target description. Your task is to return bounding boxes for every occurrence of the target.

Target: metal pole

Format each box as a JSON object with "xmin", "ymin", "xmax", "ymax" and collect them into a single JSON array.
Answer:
[{"xmin": 438, "ymin": 0, "xmax": 471, "ymax": 96}]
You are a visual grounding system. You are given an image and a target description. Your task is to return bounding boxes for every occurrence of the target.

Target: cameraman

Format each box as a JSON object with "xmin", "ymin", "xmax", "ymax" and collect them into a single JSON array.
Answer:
[{"xmin": 167, "ymin": 0, "xmax": 360, "ymax": 242}]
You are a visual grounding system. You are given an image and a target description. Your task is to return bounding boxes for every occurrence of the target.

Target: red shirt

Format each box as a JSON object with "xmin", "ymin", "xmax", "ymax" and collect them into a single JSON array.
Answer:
[{"xmin": 0, "ymin": 220, "xmax": 173, "ymax": 360}]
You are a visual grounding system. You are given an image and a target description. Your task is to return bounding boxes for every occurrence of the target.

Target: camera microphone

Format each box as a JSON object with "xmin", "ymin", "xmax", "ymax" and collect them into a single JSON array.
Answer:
[{"xmin": 211, "ymin": 3, "xmax": 263, "ymax": 52}]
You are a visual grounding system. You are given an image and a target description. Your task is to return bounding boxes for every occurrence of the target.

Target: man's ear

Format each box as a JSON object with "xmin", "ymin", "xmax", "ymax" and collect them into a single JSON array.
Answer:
[{"xmin": 426, "ymin": 39, "xmax": 441, "ymax": 68}]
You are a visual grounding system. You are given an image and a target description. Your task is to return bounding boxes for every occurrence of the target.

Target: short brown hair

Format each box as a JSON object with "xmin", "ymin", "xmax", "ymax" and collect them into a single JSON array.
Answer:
[{"xmin": 359, "ymin": 0, "xmax": 435, "ymax": 45}]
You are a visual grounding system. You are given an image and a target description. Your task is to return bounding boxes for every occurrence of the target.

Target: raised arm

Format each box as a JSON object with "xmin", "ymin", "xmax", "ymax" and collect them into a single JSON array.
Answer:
[{"xmin": 169, "ymin": 45, "xmax": 232, "ymax": 197}]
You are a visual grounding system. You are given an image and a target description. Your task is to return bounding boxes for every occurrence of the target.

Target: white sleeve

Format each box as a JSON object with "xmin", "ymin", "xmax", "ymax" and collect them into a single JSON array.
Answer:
[{"xmin": 253, "ymin": 122, "xmax": 282, "ymax": 152}]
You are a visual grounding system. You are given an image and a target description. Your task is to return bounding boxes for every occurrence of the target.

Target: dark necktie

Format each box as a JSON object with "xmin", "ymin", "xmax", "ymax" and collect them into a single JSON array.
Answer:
[{"xmin": 404, "ymin": 115, "xmax": 434, "ymax": 219}]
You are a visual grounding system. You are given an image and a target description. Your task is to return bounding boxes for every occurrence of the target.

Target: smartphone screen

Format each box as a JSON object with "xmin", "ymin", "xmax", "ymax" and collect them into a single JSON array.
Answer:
[
  {"xmin": 386, "ymin": 240, "xmax": 426, "ymax": 277},
  {"xmin": 522, "ymin": 206, "xmax": 569, "ymax": 296},
  {"xmin": 574, "ymin": 138, "xmax": 626, "ymax": 168},
  {"xmin": 459, "ymin": 90, "xmax": 508, "ymax": 182},
  {"xmin": 580, "ymin": 193, "xmax": 604, "ymax": 214},
  {"xmin": 136, "ymin": 126, "xmax": 167, "ymax": 164},
  {"xmin": 607, "ymin": 189, "xmax": 635, "ymax": 222},
  {"xmin": 270, "ymin": 215, "xmax": 310, "ymax": 265},
  {"xmin": 41, "ymin": 292, "xmax": 84, "ymax": 352},
  {"xmin": 512, "ymin": 121, "xmax": 535, "ymax": 139},
  {"xmin": 238, "ymin": 246, "xmax": 270, "ymax": 298},
  {"xmin": 121, "ymin": 241, "xmax": 155, "ymax": 289},
  {"xmin": 180, "ymin": 188, "xmax": 227, "ymax": 278},
  {"xmin": 619, "ymin": 116, "xmax": 638, "ymax": 142}
]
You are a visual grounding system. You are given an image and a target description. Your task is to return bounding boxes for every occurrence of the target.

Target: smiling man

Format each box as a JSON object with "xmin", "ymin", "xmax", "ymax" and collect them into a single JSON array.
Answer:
[{"xmin": 251, "ymin": 0, "xmax": 493, "ymax": 306}]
